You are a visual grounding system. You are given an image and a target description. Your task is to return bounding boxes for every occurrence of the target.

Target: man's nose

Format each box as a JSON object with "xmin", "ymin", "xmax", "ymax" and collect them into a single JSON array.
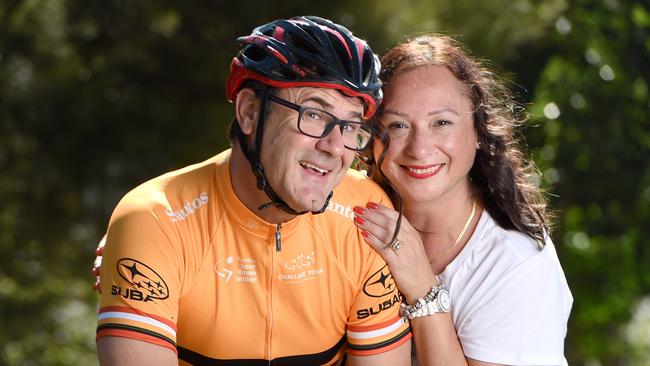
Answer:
[{"xmin": 316, "ymin": 124, "xmax": 346, "ymax": 156}]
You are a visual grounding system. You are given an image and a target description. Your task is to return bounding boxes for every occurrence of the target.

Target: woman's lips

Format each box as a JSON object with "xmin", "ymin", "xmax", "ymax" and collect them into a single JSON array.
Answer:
[{"xmin": 401, "ymin": 163, "xmax": 445, "ymax": 179}]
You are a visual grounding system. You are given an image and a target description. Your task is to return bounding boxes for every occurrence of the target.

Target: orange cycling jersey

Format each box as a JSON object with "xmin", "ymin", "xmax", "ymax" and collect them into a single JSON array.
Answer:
[{"xmin": 96, "ymin": 149, "xmax": 411, "ymax": 365}]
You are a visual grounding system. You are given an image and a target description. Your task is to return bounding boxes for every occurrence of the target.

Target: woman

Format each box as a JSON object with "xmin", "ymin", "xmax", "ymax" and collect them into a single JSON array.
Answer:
[{"xmin": 352, "ymin": 34, "xmax": 573, "ymax": 365}]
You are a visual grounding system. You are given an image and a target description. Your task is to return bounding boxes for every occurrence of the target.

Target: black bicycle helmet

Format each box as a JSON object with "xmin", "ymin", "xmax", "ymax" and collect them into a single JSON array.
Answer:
[{"xmin": 226, "ymin": 16, "xmax": 382, "ymax": 118}]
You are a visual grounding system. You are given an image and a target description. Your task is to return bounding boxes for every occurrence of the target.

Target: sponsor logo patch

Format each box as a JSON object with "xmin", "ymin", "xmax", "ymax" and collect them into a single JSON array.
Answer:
[
  {"xmin": 356, "ymin": 294, "xmax": 402, "ymax": 319},
  {"xmin": 278, "ymin": 252, "xmax": 324, "ymax": 283},
  {"xmin": 284, "ymin": 252, "xmax": 316, "ymax": 271},
  {"xmin": 112, "ymin": 258, "xmax": 169, "ymax": 302},
  {"xmin": 326, "ymin": 199, "xmax": 354, "ymax": 219},
  {"xmin": 362, "ymin": 264, "xmax": 396, "ymax": 298},
  {"xmin": 165, "ymin": 192, "xmax": 208, "ymax": 223},
  {"xmin": 215, "ymin": 256, "xmax": 257, "ymax": 284}
]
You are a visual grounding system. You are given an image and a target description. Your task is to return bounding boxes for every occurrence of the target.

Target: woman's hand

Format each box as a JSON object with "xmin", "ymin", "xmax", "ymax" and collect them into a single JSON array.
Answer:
[
  {"xmin": 353, "ymin": 202, "xmax": 437, "ymax": 304},
  {"xmin": 91, "ymin": 235, "xmax": 106, "ymax": 293}
]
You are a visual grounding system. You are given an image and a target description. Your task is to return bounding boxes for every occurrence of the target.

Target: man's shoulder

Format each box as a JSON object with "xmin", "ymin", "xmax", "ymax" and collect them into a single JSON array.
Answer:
[
  {"xmin": 340, "ymin": 167, "xmax": 374, "ymax": 184},
  {"xmin": 149, "ymin": 150, "xmax": 228, "ymax": 192},
  {"xmin": 334, "ymin": 168, "xmax": 388, "ymax": 201},
  {"xmin": 112, "ymin": 150, "xmax": 229, "ymax": 217}
]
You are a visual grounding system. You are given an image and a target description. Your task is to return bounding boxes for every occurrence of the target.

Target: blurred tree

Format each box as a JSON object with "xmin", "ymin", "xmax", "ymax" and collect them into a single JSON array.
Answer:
[
  {"xmin": 0, "ymin": 0, "xmax": 647, "ymax": 365},
  {"xmin": 0, "ymin": 2, "xmax": 406, "ymax": 364},
  {"xmin": 526, "ymin": 1, "xmax": 650, "ymax": 365}
]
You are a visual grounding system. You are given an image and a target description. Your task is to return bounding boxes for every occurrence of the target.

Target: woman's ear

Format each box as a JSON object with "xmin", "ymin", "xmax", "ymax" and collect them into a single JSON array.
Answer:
[{"xmin": 235, "ymin": 88, "xmax": 260, "ymax": 135}]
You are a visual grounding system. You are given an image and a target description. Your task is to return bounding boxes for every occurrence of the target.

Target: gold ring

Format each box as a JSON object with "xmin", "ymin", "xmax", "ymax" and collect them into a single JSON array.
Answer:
[{"xmin": 390, "ymin": 239, "xmax": 401, "ymax": 251}]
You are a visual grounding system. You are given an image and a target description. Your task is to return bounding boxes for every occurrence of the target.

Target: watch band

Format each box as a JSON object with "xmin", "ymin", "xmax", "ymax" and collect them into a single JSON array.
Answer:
[{"xmin": 400, "ymin": 284, "xmax": 451, "ymax": 319}]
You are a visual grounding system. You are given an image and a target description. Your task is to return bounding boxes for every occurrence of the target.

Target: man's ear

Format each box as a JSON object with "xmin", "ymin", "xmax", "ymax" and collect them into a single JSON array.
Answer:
[{"xmin": 235, "ymin": 88, "xmax": 260, "ymax": 135}]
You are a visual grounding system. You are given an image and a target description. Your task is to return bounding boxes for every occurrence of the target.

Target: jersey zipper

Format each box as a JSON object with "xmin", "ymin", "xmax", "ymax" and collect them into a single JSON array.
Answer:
[
  {"xmin": 267, "ymin": 224, "xmax": 281, "ymax": 364},
  {"xmin": 275, "ymin": 223, "xmax": 282, "ymax": 252}
]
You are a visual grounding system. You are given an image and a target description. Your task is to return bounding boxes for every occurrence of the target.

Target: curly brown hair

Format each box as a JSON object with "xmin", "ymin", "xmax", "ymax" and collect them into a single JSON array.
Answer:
[{"xmin": 364, "ymin": 34, "xmax": 551, "ymax": 247}]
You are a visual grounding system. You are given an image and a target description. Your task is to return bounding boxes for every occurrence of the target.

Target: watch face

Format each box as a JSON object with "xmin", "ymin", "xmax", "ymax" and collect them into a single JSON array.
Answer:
[{"xmin": 438, "ymin": 289, "xmax": 451, "ymax": 311}]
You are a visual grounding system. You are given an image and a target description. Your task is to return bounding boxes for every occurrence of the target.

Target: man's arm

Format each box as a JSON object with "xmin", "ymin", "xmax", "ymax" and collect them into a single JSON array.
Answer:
[
  {"xmin": 97, "ymin": 337, "xmax": 177, "ymax": 366},
  {"xmin": 346, "ymin": 339, "xmax": 411, "ymax": 366},
  {"xmin": 96, "ymin": 198, "xmax": 182, "ymax": 364}
]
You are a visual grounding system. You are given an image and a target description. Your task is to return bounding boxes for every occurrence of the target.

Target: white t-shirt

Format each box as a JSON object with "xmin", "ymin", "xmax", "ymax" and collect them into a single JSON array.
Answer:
[{"xmin": 425, "ymin": 210, "xmax": 573, "ymax": 365}]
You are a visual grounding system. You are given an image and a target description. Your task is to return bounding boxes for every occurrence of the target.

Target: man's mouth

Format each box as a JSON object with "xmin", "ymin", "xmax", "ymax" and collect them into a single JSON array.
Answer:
[{"xmin": 300, "ymin": 161, "xmax": 330, "ymax": 176}]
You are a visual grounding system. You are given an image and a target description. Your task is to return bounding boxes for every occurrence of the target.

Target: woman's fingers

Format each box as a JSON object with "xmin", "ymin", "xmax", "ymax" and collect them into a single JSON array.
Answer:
[
  {"xmin": 353, "ymin": 202, "xmax": 407, "ymax": 258},
  {"xmin": 353, "ymin": 203, "xmax": 398, "ymax": 249},
  {"xmin": 92, "ymin": 235, "xmax": 107, "ymax": 294},
  {"xmin": 356, "ymin": 202, "xmax": 397, "ymax": 230}
]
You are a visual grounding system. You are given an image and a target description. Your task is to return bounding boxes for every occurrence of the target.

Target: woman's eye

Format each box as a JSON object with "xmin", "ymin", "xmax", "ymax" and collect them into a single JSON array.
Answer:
[
  {"xmin": 435, "ymin": 119, "xmax": 452, "ymax": 126},
  {"xmin": 387, "ymin": 121, "xmax": 408, "ymax": 129}
]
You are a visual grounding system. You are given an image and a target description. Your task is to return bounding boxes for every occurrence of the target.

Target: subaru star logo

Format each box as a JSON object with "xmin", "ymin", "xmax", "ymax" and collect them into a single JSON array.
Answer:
[
  {"xmin": 362, "ymin": 264, "xmax": 396, "ymax": 298},
  {"xmin": 117, "ymin": 258, "xmax": 169, "ymax": 300}
]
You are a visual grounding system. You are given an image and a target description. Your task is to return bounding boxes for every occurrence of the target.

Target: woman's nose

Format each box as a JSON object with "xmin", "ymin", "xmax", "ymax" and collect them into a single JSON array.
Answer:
[{"xmin": 404, "ymin": 127, "xmax": 437, "ymax": 160}]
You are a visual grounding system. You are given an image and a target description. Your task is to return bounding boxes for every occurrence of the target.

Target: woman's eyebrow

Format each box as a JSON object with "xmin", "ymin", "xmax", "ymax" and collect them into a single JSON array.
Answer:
[{"xmin": 382, "ymin": 107, "xmax": 460, "ymax": 117}]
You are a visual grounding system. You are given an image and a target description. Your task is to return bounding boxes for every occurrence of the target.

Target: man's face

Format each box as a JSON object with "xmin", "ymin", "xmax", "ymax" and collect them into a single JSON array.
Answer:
[{"xmin": 259, "ymin": 87, "xmax": 365, "ymax": 212}]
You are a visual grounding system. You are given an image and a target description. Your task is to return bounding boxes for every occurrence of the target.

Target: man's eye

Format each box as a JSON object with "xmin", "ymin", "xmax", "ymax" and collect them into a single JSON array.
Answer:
[
  {"xmin": 305, "ymin": 110, "xmax": 325, "ymax": 120},
  {"xmin": 341, "ymin": 122, "xmax": 360, "ymax": 132}
]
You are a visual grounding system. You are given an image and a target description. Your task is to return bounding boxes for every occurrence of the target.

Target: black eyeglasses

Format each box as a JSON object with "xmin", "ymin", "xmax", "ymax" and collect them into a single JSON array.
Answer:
[{"xmin": 267, "ymin": 94, "xmax": 374, "ymax": 151}]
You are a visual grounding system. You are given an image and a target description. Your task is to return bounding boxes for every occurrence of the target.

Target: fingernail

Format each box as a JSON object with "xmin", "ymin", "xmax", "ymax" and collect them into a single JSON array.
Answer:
[
  {"xmin": 354, "ymin": 216, "xmax": 365, "ymax": 225},
  {"xmin": 361, "ymin": 230, "xmax": 370, "ymax": 238},
  {"xmin": 366, "ymin": 202, "xmax": 379, "ymax": 210},
  {"xmin": 353, "ymin": 206, "xmax": 365, "ymax": 215}
]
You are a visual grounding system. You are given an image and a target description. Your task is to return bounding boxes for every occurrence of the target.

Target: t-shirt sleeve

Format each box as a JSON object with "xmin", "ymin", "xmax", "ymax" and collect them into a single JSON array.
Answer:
[
  {"xmin": 96, "ymin": 197, "xmax": 182, "ymax": 354},
  {"xmin": 458, "ymin": 245, "xmax": 573, "ymax": 365},
  {"xmin": 345, "ymin": 239, "xmax": 412, "ymax": 356}
]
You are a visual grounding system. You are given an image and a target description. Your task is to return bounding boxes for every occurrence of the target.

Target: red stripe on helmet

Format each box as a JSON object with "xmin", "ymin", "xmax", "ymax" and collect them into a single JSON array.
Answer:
[
  {"xmin": 273, "ymin": 26, "xmax": 286, "ymax": 42},
  {"xmin": 241, "ymin": 35, "xmax": 267, "ymax": 46},
  {"xmin": 288, "ymin": 19, "xmax": 352, "ymax": 60},
  {"xmin": 354, "ymin": 38, "xmax": 366, "ymax": 62},
  {"xmin": 266, "ymin": 45, "xmax": 288, "ymax": 64},
  {"xmin": 226, "ymin": 58, "xmax": 377, "ymax": 118},
  {"xmin": 321, "ymin": 27, "xmax": 352, "ymax": 60}
]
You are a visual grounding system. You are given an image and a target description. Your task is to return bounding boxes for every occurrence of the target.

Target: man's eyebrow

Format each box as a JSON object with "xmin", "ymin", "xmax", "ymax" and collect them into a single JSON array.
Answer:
[
  {"xmin": 382, "ymin": 108, "xmax": 460, "ymax": 118},
  {"xmin": 302, "ymin": 96, "xmax": 364, "ymax": 121}
]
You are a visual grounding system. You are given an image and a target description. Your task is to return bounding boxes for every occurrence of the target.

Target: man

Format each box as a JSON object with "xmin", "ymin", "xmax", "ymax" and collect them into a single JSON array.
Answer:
[{"xmin": 95, "ymin": 16, "xmax": 411, "ymax": 365}]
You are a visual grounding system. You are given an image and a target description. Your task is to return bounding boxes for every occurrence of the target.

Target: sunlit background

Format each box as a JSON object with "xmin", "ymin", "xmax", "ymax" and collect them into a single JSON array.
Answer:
[{"xmin": 1, "ymin": 1, "xmax": 649, "ymax": 365}]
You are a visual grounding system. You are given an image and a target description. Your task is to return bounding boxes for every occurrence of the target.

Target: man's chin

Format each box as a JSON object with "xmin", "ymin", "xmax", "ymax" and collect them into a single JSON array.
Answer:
[
  {"xmin": 308, "ymin": 198, "xmax": 330, "ymax": 212},
  {"xmin": 288, "ymin": 193, "xmax": 331, "ymax": 213}
]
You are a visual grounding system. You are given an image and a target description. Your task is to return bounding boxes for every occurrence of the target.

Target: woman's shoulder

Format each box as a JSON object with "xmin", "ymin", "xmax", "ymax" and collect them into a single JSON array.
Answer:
[
  {"xmin": 464, "ymin": 211, "xmax": 560, "ymax": 273},
  {"xmin": 448, "ymin": 211, "xmax": 571, "ymax": 306}
]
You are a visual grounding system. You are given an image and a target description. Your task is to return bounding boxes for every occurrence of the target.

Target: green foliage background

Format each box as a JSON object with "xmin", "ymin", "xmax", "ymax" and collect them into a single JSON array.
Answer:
[{"xmin": 1, "ymin": 0, "xmax": 648, "ymax": 365}]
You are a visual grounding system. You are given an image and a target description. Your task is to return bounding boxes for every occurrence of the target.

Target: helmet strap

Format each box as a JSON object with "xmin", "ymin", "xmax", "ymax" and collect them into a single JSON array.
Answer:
[{"xmin": 235, "ymin": 89, "xmax": 333, "ymax": 216}]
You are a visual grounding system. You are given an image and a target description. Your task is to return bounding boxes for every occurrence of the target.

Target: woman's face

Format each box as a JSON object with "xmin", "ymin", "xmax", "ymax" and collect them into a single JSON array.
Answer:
[{"xmin": 375, "ymin": 65, "xmax": 479, "ymax": 205}]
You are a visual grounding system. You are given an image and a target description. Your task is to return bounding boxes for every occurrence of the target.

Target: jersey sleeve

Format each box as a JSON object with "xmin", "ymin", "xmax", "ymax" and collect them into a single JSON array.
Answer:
[
  {"xmin": 458, "ymin": 243, "xmax": 573, "ymax": 365},
  {"xmin": 345, "ymin": 246, "xmax": 411, "ymax": 356},
  {"xmin": 338, "ymin": 174, "xmax": 411, "ymax": 356},
  {"xmin": 96, "ymin": 194, "xmax": 183, "ymax": 354}
]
